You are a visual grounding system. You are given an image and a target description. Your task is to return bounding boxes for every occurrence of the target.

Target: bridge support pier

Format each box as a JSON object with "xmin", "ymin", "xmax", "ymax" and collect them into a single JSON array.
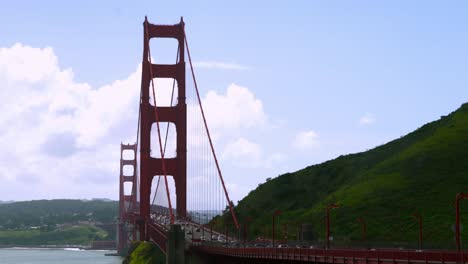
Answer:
[
  {"xmin": 166, "ymin": 225, "xmax": 185, "ymax": 264},
  {"xmin": 117, "ymin": 222, "xmax": 129, "ymax": 256}
]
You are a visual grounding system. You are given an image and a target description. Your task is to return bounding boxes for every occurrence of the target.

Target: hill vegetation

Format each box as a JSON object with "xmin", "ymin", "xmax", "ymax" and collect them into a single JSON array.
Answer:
[
  {"xmin": 0, "ymin": 226, "xmax": 107, "ymax": 246},
  {"xmin": 0, "ymin": 199, "xmax": 118, "ymax": 246},
  {"xmin": 123, "ymin": 241, "xmax": 165, "ymax": 264},
  {"xmin": 214, "ymin": 103, "xmax": 468, "ymax": 249}
]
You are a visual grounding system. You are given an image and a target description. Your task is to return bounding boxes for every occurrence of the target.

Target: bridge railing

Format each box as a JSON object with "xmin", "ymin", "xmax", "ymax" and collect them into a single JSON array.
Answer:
[
  {"xmin": 147, "ymin": 222, "xmax": 168, "ymax": 253},
  {"xmin": 192, "ymin": 245, "xmax": 468, "ymax": 264}
]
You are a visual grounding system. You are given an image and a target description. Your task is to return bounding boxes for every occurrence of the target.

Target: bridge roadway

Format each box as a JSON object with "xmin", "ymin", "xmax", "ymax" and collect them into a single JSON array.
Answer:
[
  {"xmin": 143, "ymin": 214, "xmax": 467, "ymax": 264},
  {"xmin": 151, "ymin": 214, "xmax": 236, "ymax": 245}
]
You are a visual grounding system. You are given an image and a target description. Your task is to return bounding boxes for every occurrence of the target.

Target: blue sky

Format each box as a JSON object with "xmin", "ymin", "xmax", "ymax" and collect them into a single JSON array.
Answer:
[{"xmin": 0, "ymin": 1, "xmax": 467, "ymax": 205}]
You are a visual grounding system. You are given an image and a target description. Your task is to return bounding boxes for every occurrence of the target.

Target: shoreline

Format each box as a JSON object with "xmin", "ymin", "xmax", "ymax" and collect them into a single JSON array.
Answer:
[{"xmin": 0, "ymin": 245, "xmax": 116, "ymax": 251}]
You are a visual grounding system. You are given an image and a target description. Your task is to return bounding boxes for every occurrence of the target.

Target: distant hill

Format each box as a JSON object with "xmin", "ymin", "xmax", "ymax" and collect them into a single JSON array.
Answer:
[
  {"xmin": 216, "ymin": 103, "xmax": 468, "ymax": 249},
  {"xmin": 0, "ymin": 199, "xmax": 118, "ymax": 228},
  {"xmin": 0, "ymin": 199, "xmax": 118, "ymax": 246}
]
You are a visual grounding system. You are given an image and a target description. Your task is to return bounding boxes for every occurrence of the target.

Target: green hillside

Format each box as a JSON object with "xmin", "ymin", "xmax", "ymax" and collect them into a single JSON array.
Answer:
[
  {"xmin": 0, "ymin": 199, "xmax": 118, "ymax": 227},
  {"xmin": 216, "ymin": 103, "xmax": 468, "ymax": 249},
  {"xmin": 0, "ymin": 226, "xmax": 107, "ymax": 246},
  {"xmin": 0, "ymin": 199, "xmax": 118, "ymax": 246}
]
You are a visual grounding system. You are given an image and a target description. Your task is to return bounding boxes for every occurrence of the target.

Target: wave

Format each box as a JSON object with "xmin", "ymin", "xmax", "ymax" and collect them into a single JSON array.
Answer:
[
  {"xmin": 8, "ymin": 247, "xmax": 56, "ymax": 250},
  {"xmin": 2, "ymin": 247, "xmax": 115, "ymax": 252},
  {"xmin": 3, "ymin": 247, "xmax": 84, "ymax": 251},
  {"xmin": 63, "ymin": 247, "xmax": 83, "ymax": 251}
]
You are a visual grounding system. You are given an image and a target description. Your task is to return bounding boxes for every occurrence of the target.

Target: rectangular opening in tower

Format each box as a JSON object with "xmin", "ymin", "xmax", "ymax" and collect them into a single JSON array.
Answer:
[
  {"xmin": 151, "ymin": 122, "xmax": 177, "ymax": 159},
  {"xmin": 149, "ymin": 38, "xmax": 180, "ymax": 65},
  {"xmin": 122, "ymin": 149, "xmax": 135, "ymax": 160},
  {"xmin": 150, "ymin": 176, "xmax": 177, "ymax": 217},
  {"xmin": 123, "ymin": 182, "xmax": 133, "ymax": 196},
  {"xmin": 123, "ymin": 165, "xmax": 134, "ymax": 177},
  {"xmin": 148, "ymin": 78, "xmax": 179, "ymax": 107}
]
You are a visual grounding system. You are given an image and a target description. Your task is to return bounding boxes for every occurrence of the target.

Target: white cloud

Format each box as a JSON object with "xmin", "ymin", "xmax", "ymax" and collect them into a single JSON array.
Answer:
[
  {"xmin": 0, "ymin": 43, "xmax": 58, "ymax": 83},
  {"xmin": 193, "ymin": 61, "xmax": 249, "ymax": 70},
  {"xmin": 0, "ymin": 43, "xmax": 148, "ymax": 199},
  {"xmin": 221, "ymin": 137, "xmax": 286, "ymax": 169},
  {"xmin": 186, "ymin": 83, "xmax": 267, "ymax": 166},
  {"xmin": 293, "ymin": 130, "xmax": 319, "ymax": 149},
  {"xmin": 359, "ymin": 112, "xmax": 376, "ymax": 125},
  {"xmin": 0, "ymin": 43, "xmax": 268, "ymax": 201},
  {"xmin": 222, "ymin": 138, "xmax": 262, "ymax": 167},
  {"xmin": 200, "ymin": 83, "xmax": 266, "ymax": 131},
  {"xmin": 0, "ymin": 42, "xmax": 294, "ymax": 206}
]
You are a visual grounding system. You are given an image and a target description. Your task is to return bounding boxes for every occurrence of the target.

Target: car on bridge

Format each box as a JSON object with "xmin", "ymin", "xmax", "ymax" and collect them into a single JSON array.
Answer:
[{"xmin": 254, "ymin": 243, "xmax": 267, "ymax": 248}]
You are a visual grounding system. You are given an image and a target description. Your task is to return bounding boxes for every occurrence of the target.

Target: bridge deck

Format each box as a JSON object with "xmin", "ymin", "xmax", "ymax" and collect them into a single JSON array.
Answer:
[{"xmin": 145, "ymin": 219, "xmax": 467, "ymax": 264}]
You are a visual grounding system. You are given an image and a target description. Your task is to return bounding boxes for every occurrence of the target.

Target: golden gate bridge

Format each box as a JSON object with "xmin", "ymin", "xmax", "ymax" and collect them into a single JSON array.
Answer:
[{"xmin": 117, "ymin": 17, "xmax": 467, "ymax": 263}]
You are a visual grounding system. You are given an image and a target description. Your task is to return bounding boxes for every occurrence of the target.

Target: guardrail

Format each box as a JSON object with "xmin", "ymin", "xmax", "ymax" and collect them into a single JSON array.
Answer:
[{"xmin": 192, "ymin": 246, "xmax": 467, "ymax": 264}]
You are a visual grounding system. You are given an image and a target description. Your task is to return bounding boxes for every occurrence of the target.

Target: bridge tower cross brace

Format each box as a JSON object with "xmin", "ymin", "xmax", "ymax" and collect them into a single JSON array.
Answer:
[{"xmin": 139, "ymin": 17, "xmax": 187, "ymax": 237}]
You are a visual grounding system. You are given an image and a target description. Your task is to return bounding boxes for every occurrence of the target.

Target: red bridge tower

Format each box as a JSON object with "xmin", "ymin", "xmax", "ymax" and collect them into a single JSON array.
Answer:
[
  {"xmin": 118, "ymin": 143, "xmax": 138, "ymax": 254},
  {"xmin": 139, "ymin": 17, "xmax": 187, "ymax": 237}
]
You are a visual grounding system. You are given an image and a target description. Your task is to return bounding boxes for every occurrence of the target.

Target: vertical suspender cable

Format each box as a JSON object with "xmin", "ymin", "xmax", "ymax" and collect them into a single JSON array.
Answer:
[{"xmin": 184, "ymin": 32, "xmax": 239, "ymax": 230}]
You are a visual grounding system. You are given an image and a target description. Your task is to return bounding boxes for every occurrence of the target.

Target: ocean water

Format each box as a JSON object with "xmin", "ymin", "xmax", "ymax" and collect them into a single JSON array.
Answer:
[{"xmin": 0, "ymin": 248, "xmax": 122, "ymax": 264}]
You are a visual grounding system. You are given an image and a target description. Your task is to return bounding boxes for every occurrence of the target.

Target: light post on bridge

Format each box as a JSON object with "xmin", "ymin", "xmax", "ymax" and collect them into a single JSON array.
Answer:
[
  {"xmin": 283, "ymin": 223, "xmax": 288, "ymax": 245},
  {"xmin": 202, "ymin": 214, "xmax": 206, "ymax": 241},
  {"xmin": 225, "ymin": 224, "xmax": 229, "ymax": 246},
  {"xmin": 272, "ymin": 210, "xmax": 282, "ymax": 248},
  {"xmin": 191, "ymin": 214, "xmax": 194, "ymax": 236},
  {"xmin": 326, "ymin": 203, "xmax": 340, "ymax": 249},
  {"xmin": 455, "ymin": 193, "xmax": 468, "ymax": 251},
  {"xmin": 357, "ymin": 217, "xmax": 366, "ymax": 242},
  {"xmin": 295, "ymin": 222, "xmax": 302, "ymax": 242},
  {"xmin": 210, "ymin": 223, "xmax": 213, "ymax": 242},
  {"xmin": 243, "ymin": 216, "xmax": 252, "ymax": 246},
  {"xmin": 413, "ymin": 213, "xmax": 423, "ymax": 250}
]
